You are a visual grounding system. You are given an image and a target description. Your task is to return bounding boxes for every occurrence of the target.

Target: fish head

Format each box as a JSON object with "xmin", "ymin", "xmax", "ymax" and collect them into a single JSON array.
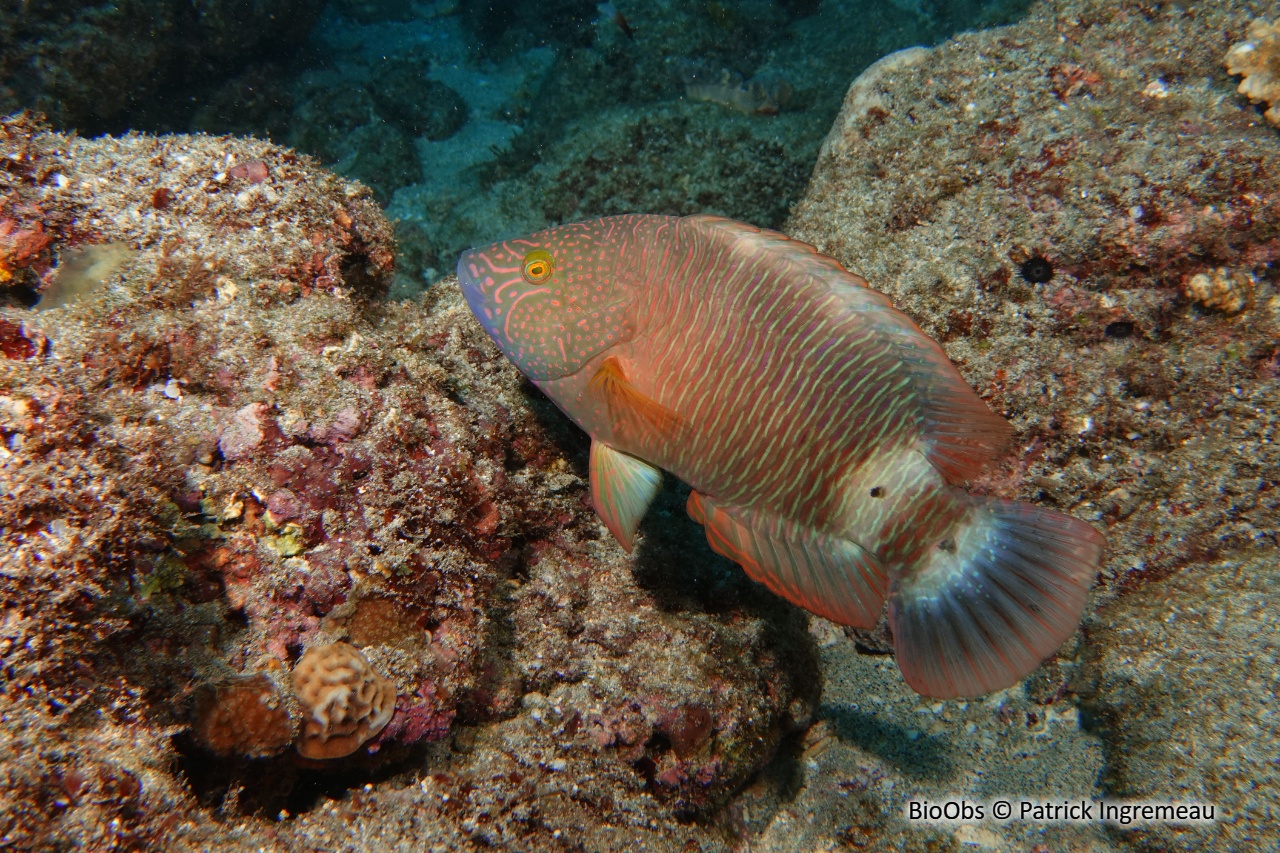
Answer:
[{"xmin": 456, "ymin": 220, "xmax": 640, "ymax": 382}]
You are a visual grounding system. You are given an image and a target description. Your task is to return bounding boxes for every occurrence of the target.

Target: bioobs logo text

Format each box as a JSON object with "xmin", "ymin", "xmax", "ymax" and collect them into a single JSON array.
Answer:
[{"xmin": 906, "ymin": 800, "xmax": 986, "ymax": 822}]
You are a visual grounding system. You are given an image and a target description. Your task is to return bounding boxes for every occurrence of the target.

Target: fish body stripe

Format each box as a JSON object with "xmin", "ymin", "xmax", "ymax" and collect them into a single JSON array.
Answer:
[{"xmin": 593, "ymin": 218, "xmax": 924, "ymax": 544}]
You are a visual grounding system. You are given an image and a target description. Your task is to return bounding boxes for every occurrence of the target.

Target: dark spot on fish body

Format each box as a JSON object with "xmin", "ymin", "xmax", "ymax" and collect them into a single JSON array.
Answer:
[
  {"xmin": 869, "ymin": 486, "xmax": 884, "ymax": 498},
  {"xmin": 1018, "ymin": 255, "xmax": 1055, "ymax": 284},
  {"xmin": 937, "ymin": 538, "xmax": 956, "ymax": 554}
]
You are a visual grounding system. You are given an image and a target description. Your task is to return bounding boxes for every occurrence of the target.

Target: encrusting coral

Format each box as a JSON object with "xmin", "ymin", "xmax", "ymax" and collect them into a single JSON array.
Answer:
[
  {"xmin": 193, "ymin": 674, "xmax": 296, "ymax": 759},
  {"xmin": 1184, "ymin": 267, "xmax": 1254, "ymax": 315},
  {"xmin": 1226, "ymin": 18, "xmax": 1280, "ymax": 126},
  {"xmin": 292, "ymin": 642, "xmax": 396, "ymax": 759}
]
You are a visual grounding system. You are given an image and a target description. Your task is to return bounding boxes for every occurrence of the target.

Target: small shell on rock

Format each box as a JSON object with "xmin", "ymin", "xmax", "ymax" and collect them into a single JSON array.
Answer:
[
  {"xmin": 292, "ymin": 641, "xmax": 396, "ymax": 759},
  {"xmin": 1184, "ymin": 268, "xmax": 1254, "ymax": 314}
]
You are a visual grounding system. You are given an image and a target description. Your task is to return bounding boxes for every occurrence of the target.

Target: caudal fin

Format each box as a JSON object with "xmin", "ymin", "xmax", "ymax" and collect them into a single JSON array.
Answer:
[{"xmin": 888, "ymin": 497, "xmax": 1104, "ymax": 699}]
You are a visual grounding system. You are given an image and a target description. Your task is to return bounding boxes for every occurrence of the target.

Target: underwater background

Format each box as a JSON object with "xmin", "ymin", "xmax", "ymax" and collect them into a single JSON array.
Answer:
[{"xmin": 0, "ymin": 1, "xmax": 1277, "ymax": 851}]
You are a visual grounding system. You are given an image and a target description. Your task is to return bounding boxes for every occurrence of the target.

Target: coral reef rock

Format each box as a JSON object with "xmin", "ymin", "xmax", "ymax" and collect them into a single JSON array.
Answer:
[
  {"xmin": 0, "ymin": 110, "xmax": 815, "ymax": 850},
  {"xmin": 1226, "ymin": 17, "xmax": 1280, "ymax": 126}
]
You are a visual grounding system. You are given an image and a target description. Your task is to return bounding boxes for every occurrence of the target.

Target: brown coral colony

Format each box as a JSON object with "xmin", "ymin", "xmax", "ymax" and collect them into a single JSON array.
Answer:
[{"xmin": 292, "ymin": 642, "xmax": 397, "ymax": 760}]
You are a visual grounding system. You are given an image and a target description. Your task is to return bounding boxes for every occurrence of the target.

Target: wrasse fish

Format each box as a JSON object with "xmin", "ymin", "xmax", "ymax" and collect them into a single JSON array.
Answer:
[{"xmin": 457, "ymin": 215, "xmax": 1105, "ymax": 699}]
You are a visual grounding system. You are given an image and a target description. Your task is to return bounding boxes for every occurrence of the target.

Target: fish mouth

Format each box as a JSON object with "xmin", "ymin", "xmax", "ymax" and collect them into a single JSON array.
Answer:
[
  {"xmin": 455, "ymin": 248, "xmax": 479, "ymax": 294},
  {"xmin": 456, "ymin": 248, "xmax": 502, "ymax": 341}
]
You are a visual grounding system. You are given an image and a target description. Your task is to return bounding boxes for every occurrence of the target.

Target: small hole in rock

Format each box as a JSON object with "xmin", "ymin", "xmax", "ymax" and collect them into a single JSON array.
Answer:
[
  {"xmin": 1104, "ymin": 320, "xmax": 1135, "ymax": 339},
  {"xmin": 1018, "ymin": 255, "xmax": 1055, "ymax": 284}
]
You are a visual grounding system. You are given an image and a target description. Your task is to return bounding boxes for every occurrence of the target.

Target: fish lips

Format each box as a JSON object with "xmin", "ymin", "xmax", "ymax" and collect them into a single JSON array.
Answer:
[
  {"xmin": 455, "ymin": 248, "xmax": 484, "ymax": 311},
  {"xmin": 456, "ymin": 248, "xmax": 500, "ymax": 337}
]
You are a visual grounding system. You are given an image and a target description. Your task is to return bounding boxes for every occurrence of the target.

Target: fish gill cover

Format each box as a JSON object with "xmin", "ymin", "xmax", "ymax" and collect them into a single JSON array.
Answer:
[{"xmin": 0, "ymin": 1, "xmax": 1278, "ymax": 852}]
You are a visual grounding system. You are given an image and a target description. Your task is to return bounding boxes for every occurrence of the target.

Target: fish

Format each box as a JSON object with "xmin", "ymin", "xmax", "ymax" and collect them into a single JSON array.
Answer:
[{"xmin": 457, "ymin": 214, "xmax": 1105, "ymax": 699}]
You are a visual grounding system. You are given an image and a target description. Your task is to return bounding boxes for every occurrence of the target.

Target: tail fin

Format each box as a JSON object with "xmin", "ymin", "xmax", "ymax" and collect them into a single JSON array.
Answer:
[{"xmin": 887, "ymin": 497, "xmax": 1104, "ymax": 699}]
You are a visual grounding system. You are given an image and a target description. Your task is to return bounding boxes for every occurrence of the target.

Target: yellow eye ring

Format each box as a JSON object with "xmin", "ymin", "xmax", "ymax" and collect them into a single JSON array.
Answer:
[{"xmin": 522, "ymin": 249, "xmax": 555, "ymax": 284}]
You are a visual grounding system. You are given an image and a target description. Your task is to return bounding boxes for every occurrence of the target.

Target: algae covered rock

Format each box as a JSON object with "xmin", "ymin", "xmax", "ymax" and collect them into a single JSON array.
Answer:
[{"xmin": 0, "ymin": 112, "xmax": 817, "ymax": 850}]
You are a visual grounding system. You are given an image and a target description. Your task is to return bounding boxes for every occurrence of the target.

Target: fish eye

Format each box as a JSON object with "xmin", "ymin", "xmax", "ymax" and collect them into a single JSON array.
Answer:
[{"xmin": 522, "ymin": 250, "xmax": 555, "ymax": 284}]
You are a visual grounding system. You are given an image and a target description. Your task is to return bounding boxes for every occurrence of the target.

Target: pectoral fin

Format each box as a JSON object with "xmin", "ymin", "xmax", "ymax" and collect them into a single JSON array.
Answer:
[
  {"xmin": 589, "ymin": 356, "xmax": 683, "ymax": 441},
  {"xmin": 687, "ymin": 491, "xmax": 888, "ymax": 628},
  {"xmin": 590, "ymin": 440, "xmax": 663, "ymax": 552}
]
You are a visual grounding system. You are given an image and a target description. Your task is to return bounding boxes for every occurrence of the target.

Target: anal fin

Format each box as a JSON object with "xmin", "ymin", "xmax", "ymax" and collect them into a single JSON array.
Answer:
[
  {"xmin": 687, "ymin": 491, "xmax": 887, "ymax": 628},
  {"xmin": 590, "ymin": 440, "xmax": 663, "ymax": 552}
]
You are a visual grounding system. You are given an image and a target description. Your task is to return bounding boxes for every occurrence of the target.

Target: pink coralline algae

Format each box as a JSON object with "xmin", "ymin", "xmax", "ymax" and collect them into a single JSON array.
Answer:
[
  {"xmin": 0, "ymin": 316, "xmax": 37, "ymax": 359},
  {"xmin": 372, "ymin": 680, "xmax": 456, "ymax": 750},
  {"xmin": 218, "ymin": 402, "xmax": 272, "ymax": 461},
  {"xmin": 0, "ymin": 219, "xmax": 52, "ymax": 284}
]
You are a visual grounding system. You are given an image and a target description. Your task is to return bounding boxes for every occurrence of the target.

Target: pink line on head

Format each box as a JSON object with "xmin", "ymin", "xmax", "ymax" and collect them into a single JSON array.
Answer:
[
  {"xmin": 503, "ymin": 287, "xmax": 551, "ymax": 339},
  {"xmin": 493, "ymin": 279, "xmax": 521, "ymax": 304}
]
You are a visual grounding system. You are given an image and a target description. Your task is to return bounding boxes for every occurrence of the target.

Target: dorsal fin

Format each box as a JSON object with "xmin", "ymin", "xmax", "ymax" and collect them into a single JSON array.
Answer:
[
  {"xmin": 869, "ymin": 314, "xmax": 1012, "ymax": 482},
  {"xmin": 686, "ymin": 214, "xmax": 882, "ymax": 295},
  {"xmin": 685, "ymin": 214, "xmax": 1011, "ymax": 483}
]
